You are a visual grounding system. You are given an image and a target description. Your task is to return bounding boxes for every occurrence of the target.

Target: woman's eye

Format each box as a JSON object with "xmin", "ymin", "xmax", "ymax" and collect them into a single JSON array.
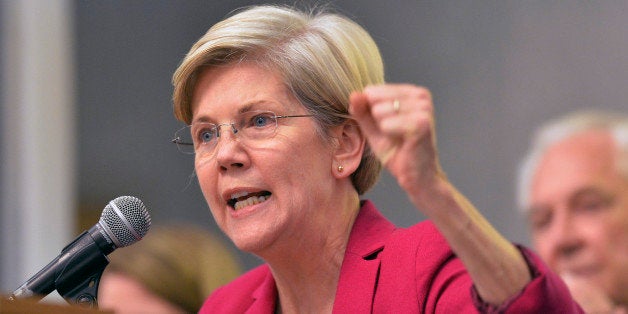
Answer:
[
  {"xmin": 250, "ymin": 114, "xmax": 274, "ymax": 127},
  {"xmin": 198, "ymin": 129, "xmax": 216, "ymax": 143}
]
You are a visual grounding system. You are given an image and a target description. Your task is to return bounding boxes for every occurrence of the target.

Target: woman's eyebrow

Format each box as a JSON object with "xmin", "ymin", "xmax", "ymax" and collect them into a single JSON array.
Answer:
[
  {"xmin": 237, "ymin": 101, "xmax": 279, "ymax": 114},
  {"xmin": 191, "ymin": 100, "xmax": 281, "ymax": 124},
  {"xmin": 191, "ymin": 114, "xmax": 215, "ymax": 124},
  {"xmin": 237, "ymin": 103, "xmax": 256, "ymax": 114}
]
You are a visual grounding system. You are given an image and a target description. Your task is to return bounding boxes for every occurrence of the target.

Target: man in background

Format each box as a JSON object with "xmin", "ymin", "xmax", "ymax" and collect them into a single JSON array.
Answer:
[{"xmin": 517, "ymin": 110, "xmax": 628, "ymax": 313}]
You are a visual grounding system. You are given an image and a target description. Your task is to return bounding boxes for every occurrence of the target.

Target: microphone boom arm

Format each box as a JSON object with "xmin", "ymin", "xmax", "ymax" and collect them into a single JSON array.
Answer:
[
  {"xmin": 10, "ymin": 227, "xmax": 112, "ymax": 308},
  {"xmin": 7, "ymin": 195, "xmax": 150, "ymax": 309}
]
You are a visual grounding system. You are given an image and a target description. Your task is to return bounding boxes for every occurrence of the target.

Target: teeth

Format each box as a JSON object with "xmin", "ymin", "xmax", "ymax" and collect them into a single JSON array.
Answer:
[
  {"xmin": 234, "ymin": 195, "xmax": 268, "ymax": 210},
  {"xmin": 231, "ymin": 191, "xmax": 250, "ymax": 199}
]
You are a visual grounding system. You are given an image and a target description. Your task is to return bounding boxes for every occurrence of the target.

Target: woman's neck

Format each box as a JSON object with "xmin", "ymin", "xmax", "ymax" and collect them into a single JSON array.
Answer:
[{"xmin": 265, "ymin": 192, "xmax": 361, "ymax": 313}]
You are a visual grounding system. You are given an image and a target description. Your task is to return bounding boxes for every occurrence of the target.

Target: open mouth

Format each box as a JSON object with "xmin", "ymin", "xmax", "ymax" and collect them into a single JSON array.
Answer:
[{"xmin": 228, "ymin": 191, "xmax": 272, "ymax": 210}]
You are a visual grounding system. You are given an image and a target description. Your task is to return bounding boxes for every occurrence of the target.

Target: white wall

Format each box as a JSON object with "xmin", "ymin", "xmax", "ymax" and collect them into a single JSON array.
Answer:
[{"xmin": 1, "ymin": 0, "xmax": 76, "ymax": 294}]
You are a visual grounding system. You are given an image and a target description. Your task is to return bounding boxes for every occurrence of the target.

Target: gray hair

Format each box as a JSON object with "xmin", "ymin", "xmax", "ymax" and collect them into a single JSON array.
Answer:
[{"xmin": 517, "ymin": 110, "xmax": 628, "ymax": 212}]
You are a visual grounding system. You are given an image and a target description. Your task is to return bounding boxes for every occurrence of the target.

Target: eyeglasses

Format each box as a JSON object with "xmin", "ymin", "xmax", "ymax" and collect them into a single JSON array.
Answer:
[{"xmin": 172, "ymin": 110, "xmax": 313, "ymax": 156}]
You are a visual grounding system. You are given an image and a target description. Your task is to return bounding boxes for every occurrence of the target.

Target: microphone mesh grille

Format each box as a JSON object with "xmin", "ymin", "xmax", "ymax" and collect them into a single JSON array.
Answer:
[{"xmin": 101, "ymin": 196, "xmax": 151, "ymax": 247}]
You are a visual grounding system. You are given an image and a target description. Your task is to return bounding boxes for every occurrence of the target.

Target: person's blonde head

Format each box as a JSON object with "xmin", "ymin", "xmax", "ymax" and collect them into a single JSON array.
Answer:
[
  {"xmin": 102, "ymin": 224, "xmax": 241, "ymax": 313},
  {"xmin": 172, "ymin": 5, "xmax": 384, "ymax": 194}
]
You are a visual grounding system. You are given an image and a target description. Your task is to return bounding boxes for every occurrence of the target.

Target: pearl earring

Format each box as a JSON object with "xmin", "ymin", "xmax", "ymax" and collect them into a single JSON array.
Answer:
[{"xmin": 337, "ymin": 165, "xmax": 344, "ymax": 172}]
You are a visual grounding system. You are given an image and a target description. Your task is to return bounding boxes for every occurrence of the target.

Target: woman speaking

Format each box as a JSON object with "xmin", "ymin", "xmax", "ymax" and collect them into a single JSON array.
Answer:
[{"xmin": 171, "ymin": 4, "xmax": 581, "ymax": 313}]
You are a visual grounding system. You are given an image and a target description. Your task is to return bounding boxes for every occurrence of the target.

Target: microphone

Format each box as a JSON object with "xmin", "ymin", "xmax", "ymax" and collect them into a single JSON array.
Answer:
[{"xmin": 9, "ymin": 196, "xmax": 151, "ymax": 306}]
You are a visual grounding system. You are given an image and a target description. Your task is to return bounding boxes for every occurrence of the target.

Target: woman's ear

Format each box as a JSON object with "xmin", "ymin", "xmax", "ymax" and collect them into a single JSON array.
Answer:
[{"xmin": 332, "ymin": 121, "xmax": 365, "ymax": 178}]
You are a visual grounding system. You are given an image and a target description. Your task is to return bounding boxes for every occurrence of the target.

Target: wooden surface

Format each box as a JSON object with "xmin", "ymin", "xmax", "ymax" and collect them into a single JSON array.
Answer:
[{"xmin": 0, "ymin": 297, "xmax": 113, "ymax": 313}]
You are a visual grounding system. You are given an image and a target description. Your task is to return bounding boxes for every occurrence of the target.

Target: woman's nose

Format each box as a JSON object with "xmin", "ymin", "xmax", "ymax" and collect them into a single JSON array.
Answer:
[
  {"xmin": 213, "ymin": 129, "xmax": 247, "ymax": 170},
  {"xmin": 215, "ymin": 123, "xmax": 238, "ymax": 138}
]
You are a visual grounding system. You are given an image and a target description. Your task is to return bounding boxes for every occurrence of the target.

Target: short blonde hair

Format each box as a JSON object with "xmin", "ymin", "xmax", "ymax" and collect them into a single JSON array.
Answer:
[
  {"xmin": 103, "ymin": 224, "xmax": 241, "ymax": 313},
  {"xmin": 172, "ymin": 5, "xmax": 385, "ymax": 194}
]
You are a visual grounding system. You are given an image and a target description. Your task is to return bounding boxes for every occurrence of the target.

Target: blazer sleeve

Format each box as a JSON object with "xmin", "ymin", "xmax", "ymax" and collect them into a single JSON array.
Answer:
[
  {"xmin": 380, "ymin": 222, "xmax": 583, "ymax": 313},
  {"xmin": 469, "ymin": 246, "xmax": 584, "ymax": 313}
]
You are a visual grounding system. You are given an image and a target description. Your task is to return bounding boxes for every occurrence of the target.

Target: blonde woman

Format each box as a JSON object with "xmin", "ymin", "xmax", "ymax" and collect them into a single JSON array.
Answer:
[{"xmin": 171, "ymin": 5, "xmax": 581, "ymax": 313}]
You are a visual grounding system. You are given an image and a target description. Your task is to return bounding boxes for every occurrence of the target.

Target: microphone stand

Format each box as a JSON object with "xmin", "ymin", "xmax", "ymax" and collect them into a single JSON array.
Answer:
[{"xmin": 9, "ymin": 230, "xmax": 110, "ymax": 308}]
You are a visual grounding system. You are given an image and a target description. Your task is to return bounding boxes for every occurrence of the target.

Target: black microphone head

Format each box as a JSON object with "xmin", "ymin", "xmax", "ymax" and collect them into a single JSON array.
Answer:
[{"xmin": 99, "ymin": 196, "xmax": 151, "ymax": 248}]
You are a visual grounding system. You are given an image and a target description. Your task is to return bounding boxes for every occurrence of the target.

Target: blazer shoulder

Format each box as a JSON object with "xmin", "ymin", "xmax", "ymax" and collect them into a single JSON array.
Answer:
[
  {"xmin": 391, "ymin": 220, "xmax": 450, "ymax": 250},
  {"xmin": 200, "ymin": 264, "xmax": 273, "ymax": 313},
  {"xmin": 216, "ymin": 264, "xmax": 271, "ymax": 292}
]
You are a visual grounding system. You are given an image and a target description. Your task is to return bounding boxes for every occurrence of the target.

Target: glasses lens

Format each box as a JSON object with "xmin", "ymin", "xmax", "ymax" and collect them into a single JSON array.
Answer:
[
  {"xmin": 173, "ymin": 111, "xmax": 282, "ymax": 156},
  {"xmin": 173, "ymin": 126, "xmax": 195, "ymax": 154},
  {"xmin": 237, "ymin": 111, "xmax": 278, "ymax": 141}
]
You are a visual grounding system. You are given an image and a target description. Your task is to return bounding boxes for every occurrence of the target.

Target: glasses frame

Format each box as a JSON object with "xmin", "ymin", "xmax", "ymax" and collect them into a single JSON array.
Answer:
[{"xmin": 171, "ymin": 110, "xmax": 314, "ymax": 155}]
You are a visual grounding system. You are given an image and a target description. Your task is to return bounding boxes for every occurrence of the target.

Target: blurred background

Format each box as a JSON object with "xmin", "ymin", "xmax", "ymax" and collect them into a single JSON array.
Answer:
[{"xmin": 2, "ymin": 0, "xmax": 627, "ymax": 296}]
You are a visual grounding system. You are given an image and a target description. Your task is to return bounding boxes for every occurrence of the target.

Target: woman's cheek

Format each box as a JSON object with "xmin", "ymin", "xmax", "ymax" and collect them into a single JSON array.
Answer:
[{"xmin": 195, "ymin": 162, "xmax": 219, "ymax": 207}]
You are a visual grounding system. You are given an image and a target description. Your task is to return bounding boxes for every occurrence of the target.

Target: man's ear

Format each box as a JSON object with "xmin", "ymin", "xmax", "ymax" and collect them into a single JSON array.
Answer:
[{"xmin": 332, "ymin": 121, "xmax": 365, "ymax": 178}]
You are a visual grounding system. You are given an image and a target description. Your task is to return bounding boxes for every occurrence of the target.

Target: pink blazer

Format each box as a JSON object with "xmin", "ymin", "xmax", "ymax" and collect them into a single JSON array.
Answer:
[{"xmin": 200, "ymin": 200, "xmax": 582, "ymax": 313}]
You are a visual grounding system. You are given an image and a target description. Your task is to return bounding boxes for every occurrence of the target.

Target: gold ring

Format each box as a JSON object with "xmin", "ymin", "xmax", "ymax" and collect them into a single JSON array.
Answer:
[{"xmin": 392, "ymin": 99, "xmax": 400, "ymax": 113}]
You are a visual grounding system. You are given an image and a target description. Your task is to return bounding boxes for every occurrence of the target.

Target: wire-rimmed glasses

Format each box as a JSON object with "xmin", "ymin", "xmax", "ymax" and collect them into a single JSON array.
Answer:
[{"xmin": 172, "ymin": 110, "xmax": 313, "ymax": 157}]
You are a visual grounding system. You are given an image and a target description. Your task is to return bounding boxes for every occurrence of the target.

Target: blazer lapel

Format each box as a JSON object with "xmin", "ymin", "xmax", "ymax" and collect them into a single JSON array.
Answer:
[
  {"xmin": 332, "ymin": 200, "xmax": 396, "ymax": 313},
  {"xmin": 246, "ymin": 267, "xmax": 278, "ymax": 314}
]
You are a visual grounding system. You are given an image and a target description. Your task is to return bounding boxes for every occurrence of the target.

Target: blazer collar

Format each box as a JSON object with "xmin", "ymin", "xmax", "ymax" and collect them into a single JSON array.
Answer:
[
  {"xmin": 247, "ymin": 265, "xmax": 277, "ymax": 314},
  {"xmin": 332, "ymin": 200, "xmax": 397, "ymax": 313},
  {"xmin": 243, "ymin": 200, "xmax": 396, "ymax": 313}
]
